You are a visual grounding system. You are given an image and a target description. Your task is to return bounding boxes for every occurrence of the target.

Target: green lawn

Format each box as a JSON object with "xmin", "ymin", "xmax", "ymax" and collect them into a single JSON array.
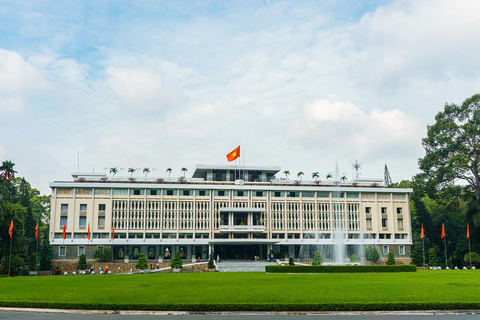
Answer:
[{"xmin": 1, "ymin": 270, "xmax": 479, "ymax": 311}]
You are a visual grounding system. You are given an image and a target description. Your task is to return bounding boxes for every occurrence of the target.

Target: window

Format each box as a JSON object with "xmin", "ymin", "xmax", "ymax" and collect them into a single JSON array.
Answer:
[
  {"xmin": 78, "ymin": 246, "xmax": 85, "ymax": 256},
  {"xmin": 60, "ymin": 216, "xmax": 68, "ymax": 227},
  {"xmin": 273, "ymin": 191, "xmax": 284, "ymax": 197},
  {"xmin": 395, "ymin": 234, "xmax": 407, "ymax": 239},
  {"xmin": 383, "ymin": 246, "xmax": 389, "ymax": 255},
  {"xmin": 59, "ymin": 246, "xmax": 66, "ymax": 256},
  {"xmin": 57, "ymin": 188, "xmax": 73, "ymax": 194},
  {"xmin": 399, "ymin": 246, "xmax": 405, "ymax": 255},
  {"xmin": 332, "ymin": 192, "xmax": 344, "ymax": 198},
  {"xmin": 397, "ymin": 219, "xmax": 404, "ymax": 228},
  {"xmin": 365, "ymin": 207, "xmax": 371, "ymax": 214},
  {"xmin": 61, "ymin": 204, "xmax": 68, "ymax": 211},
  {"xmin": 94, "ymin": 189, "xmax": 111, "ymax": 195},
  {"xmin": 80, "ymin": 204, "xmax": 87, "ymax": 212},
  {"xmin": 220, "ymin": 213, "xmax": 229, "ymax": 225},
  {"xmin": 287, "ymin": 192, "xmax": 299, "ymax": 198},
  {"xmin": 132, "ymin": 189, "xmax": 142, "ymax": 195},
  {"xmin": 164, "ymin": 189, "xmax": 176, "ymax": 196},
  {"xmin": 346, "ymin": 193, "xmax": 359, "ymax": 198},
  {"xmin": 196, "ymin": 190, "xmax": 209, "ymax": 196},
  {"xmin": 378, "ymin": 193, "xmax": 391, "ymax": 199},
  {"xmin": 182, "ymin": 190, "xmax": 192, "ymax": 196},
  {"xmin": 76, "ymin": 188, "xmax": 91, "ymax": 195},
  {"xmin": 98, "ymin": 204, "xmax": 106, "ymax": 211},
  {"xmin": 254, "ymin": 191, "xmax": 265, "ymax": 197},
  {"xmin": 79, "ymin": 216, "xmax": 86, "ymax": 228},
  {"xmin": 234, "ymin": 191, "xmax": 245, "ymax": 197},
  {"xmin": 393, "ymin": 194, "xmax": 406, "ymax": 200},
  {"xmin": 396, "ymin": 207, "xmax": 402, "ymax": 214},
  {"xmin": 382, "ymin": 218, "xmax": 388, "ymax": 228},
  {"xmin": 302, "ymin": 191, "xmax": 314, "ymax": 198},
  {"xmin": 317, "ymin": 191, "xmax": 330, "ymax": 198},
  {"xmin": 379, "ymin": 233, "xmax": 391, "ymax": 239},
  {"xmin": 366, "ymin": 218, "xmax": 372, "ymax": 228},
  {"xmin": 98, "ymin": 216, "xmax": 105, "ymax": 228},
  {"xmin": 216, "ymin": 190, "xmax": 227, "ymax": 196},
  {"xmin": 381, "ymin": 207, "xmax": 387, "ymax": 214},
  {"xmin": 113, "ymin": 189, "xmax": 128, "ymax": 195},
  {"xmin": 149, "ymin": 190, "xmax": 158, "ymax": 195}
]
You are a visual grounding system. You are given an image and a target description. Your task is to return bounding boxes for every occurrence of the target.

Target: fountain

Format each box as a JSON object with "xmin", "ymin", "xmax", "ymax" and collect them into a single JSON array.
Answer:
[{"xmin": 297, "ymin": 162, "xmax": 380, "ymax": 265}]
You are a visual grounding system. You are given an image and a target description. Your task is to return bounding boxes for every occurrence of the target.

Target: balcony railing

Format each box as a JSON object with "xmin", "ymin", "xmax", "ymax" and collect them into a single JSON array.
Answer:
[{"xmin": 219, "ymin": 225, "xmax": 265, "ymax": 232}]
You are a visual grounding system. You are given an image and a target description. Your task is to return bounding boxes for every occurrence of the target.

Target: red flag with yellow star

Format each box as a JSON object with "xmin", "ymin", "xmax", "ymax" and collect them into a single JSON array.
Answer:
[{"xmin": 226, "ymin": 146, "xmax": 240, "ymax": 162}]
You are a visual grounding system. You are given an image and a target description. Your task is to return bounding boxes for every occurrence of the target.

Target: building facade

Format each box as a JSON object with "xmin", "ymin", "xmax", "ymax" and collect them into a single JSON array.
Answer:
[{"xmin": 49, "ymin": 165, "xmax": 413, "ymax": 264}]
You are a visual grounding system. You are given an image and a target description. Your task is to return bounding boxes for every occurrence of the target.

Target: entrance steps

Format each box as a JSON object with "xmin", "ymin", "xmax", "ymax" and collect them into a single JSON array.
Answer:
[{"xmin": 217, "ymin": 260, "xmax": 271, "ymax": 272}]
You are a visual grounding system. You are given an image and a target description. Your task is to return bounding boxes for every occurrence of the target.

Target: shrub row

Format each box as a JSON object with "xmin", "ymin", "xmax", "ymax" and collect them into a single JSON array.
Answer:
[
  {"xmin": 0, "ymin": 301, "xmax": 478, "ymax": 311},
  {"xmin": 265, "ymin": 265, "xmax": 417, "ymax": 273}
]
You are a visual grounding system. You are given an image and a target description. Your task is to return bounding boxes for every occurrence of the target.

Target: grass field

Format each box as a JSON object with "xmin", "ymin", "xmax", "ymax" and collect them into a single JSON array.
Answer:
[{"xmin": 1, "ymin": 270, "xmax": 480, "ymax": 311}]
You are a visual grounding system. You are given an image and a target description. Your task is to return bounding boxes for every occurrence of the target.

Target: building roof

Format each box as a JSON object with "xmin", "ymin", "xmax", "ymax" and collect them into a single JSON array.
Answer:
[{"xmin": 192, "ymin": 164, "xmax": 281, "ymax": 178}]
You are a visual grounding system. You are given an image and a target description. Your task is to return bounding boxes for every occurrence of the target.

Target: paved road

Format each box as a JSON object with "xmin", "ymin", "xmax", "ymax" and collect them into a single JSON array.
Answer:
[{"xmin": 1, "ymin": 311, "xmax": 480, "ymax": 319}]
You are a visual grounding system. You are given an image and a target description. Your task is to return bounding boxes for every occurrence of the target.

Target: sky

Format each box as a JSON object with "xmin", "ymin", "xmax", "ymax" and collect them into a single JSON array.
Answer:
[{"xmin": 1, "ymin": 0, "xmax": 480, "ymax": 195}]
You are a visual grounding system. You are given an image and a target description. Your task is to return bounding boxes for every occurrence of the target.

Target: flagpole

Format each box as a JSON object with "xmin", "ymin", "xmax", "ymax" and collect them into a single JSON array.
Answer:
[
  {"xmin": 444, "ymin": 235, "xmax": 447, "ymax": 268},
  {"xmin": 36, "ymin": 234, "xmax": 39, "ymax": 276},
  {"xmin": 422, "ymin": 237, "xmax": 425, "ymax": 268},
  {"xmin": 469, "ymin": 236, "xmax": 472, "ymax": 267},
  {"xmin": 8, "ymin": 237, "xmax": 12, "ymax": 277},
  {"xmin": 243, "ymin": 147, "xmax": 245, "ymax": 181}
]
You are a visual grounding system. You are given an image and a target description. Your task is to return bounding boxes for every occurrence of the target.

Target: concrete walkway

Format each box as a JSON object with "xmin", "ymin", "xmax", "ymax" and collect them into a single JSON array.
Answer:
[{"xmin": 217, "ymin": 260, "xmax": 273, "ymax": 272}]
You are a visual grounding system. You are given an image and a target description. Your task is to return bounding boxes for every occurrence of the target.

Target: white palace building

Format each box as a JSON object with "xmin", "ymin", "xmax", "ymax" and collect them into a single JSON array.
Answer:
[{"xmin": 49, "ymin": 165, "xmax": 413, "ymax": 264}]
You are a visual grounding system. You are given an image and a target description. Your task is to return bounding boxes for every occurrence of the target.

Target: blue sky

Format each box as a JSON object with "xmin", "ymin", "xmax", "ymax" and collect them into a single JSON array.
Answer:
[{"xmin": 1, "ymin": 0, "xmax": 479, "ymax": 194}]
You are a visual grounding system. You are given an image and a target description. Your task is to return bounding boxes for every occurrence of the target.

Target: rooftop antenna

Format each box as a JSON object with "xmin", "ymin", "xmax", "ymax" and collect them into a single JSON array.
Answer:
[{"xmin": 352, "ymin": 160, "xmax": 362, "ymax": 179}]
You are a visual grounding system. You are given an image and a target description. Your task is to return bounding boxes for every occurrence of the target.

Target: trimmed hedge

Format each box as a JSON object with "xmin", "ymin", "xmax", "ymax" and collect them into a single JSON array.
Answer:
[
  {"xmin": 0, "ymin": 301, "xmax": 478, "ymax": 311},
  {"xmin": 265, "ymin": 265, "xmax": 417, "ymax": 273}
]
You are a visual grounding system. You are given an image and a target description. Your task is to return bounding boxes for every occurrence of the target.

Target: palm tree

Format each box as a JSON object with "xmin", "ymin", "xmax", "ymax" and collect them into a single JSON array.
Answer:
[
  {"xmin": 341, "ymin": 173, "xmax": 347, "ymax": 181},
  {"xmin": 143, "ymin": 168, "xmax": 150, "ymax": 177},
  {"xmin": 166, "ymin": 168, "xmax": 172, "ymax": 179},
  {"xmin": 109, "ymin": 167, "xmax": 118, "ymax": 177},
  {"xmin": 312, "ymin": 172, "xmax": 319, "ymax": 180},
  {"xmin": 0, "ymin": 160, "xmax": 16, "ymax": 180},
  {"xmin": 326, "ymin": 172, "xmax": 333, "ymax": 180},
  {"xmin": 181, "ymin": 167, "xmax": 188, "ymax": 178},
  {"xmin": 128, "ymin": 168, "xmax": 136, "ymax": 177},
  {"xmin": 283, "ymin": 170, "xmax": 290, "ymax": 180},
  {"xmin": 297, "ymin": 171, "xmax": 304, "ymax": 181}
]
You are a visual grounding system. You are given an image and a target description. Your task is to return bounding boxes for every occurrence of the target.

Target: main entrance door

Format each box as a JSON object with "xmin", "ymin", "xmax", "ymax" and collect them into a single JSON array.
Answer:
[{"xmin": 214, "ymin": 244, "xmax": 267, "ymax": 260}]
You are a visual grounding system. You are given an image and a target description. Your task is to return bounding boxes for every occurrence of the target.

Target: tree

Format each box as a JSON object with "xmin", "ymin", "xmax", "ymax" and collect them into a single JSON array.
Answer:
[
  {"xmin": 288, "ymin": 257, "xmax": 295, "ymax": 265},
  {"xmin": 39, "ymin": 232, "xmax": 52, "ymax": 271},
  {"xmin": 181, "ymin": 167, "xmax": 188, "ymax": 178},
  {"xmin": 326, "ymin": 172, "xmax": 333, "ymax": 180},
  {"xmin": 77, "ymin": 254, "xmax": 87, "ymax": 270},
  {"xmin": 419, "ymin": 94, "xmax": 480, "ymax": 200},
  {"xmin": 387, "ymin": 252, "xmax": 395, "ymax": 265},
  {"xmin": 143, "ymin": 168, "xmax": 150, "ymax": 177},
  {"xmin": 297, "ymin": 172, "xmax": 304, "ymax": 181},
  {"xmin": 384, "ymin": 164, "xmax": 392, "ymax": 187},
  {"xmin": 171, "ymin": 251, "xmax": 183, "ymax": 269},
  {"xmin": 128, "ymin": 168, "xmax": 136, "ymax": 177},
  {"xmin": 109, "ymin": 167, "xmax": 118, "ymax": 176},
  {"xmin": 340, "ymin": 173, "xmax": 347, "ymax": 181},
  {"xmin": 0, "ymin": 160, "xmax": 17, "ymax": 180},
  {"xmin": 166, "ymin": 168, "xmax": 172, "ymax": 179},
  {"xmin": 312, "ymin": 172, "xmax": 319, "ymax": 180},
  {"xmin": 94, "ymin": 247, "xmax": 112, "ymax": 262},
  {"xmin": 428, "ymin": 248, "xmax": 439, "ymax": 266},
  {"xmin": 312, "ymin": 251, "xmax": 322, "ymax": 266},
  {"xmin": 464, "ymin": 252, "xmax": 480, "ymax": 266},
  {"xmin": 208, "ymin": 255, "xmax": 215, "ymax": 269},
  {"xmin": 283, "ymin": 170, "xmax": 290, "ymax": 180},
  {"xmin": 2, "ymin": 255, "xmax": 24, "ymax": 275},
  {"xmin": 365, "ymin": 246, "xmax": 380, "ymax": 264},
  {"xmin": 136, "ymin": 253, "xmax": 148, "ymax": 270}
]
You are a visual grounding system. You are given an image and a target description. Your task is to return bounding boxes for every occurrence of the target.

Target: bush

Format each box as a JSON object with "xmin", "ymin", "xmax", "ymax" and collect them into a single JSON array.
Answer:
[
  {"xmin": 312, "ymin": 251, "xmax": 322, "ymax": 266},
  {"xmin": 265, "ymin": 265, "xmax": 417, "ymax": 273},
  {"xmin": 387, "ymin": 252, "xmax": 395, "ymax": 265},
  {"xmin": 1, "ymin": 255, "xmax": 25, "ymax": 274},
  {"xmin": 171, "ymin": 251, "xmax": 183, "ymax": 269},
  {"xmin": 289, "ymin": 257, "xmax": 295, "ymax": 265},
  {"xmin": 208, "ymin": 255, "xmax": 215, "ymax": 269},
  {"xmin": 94, "ymin": 248, "xmax": 113, "ymax": 262},
  {"xmin": 136, "ymin": 253, "xmax": 148, "ymax": 270},
  {"xmin": 428, "ymin": 248, "xmax": 438, "ymax": 266},
  {"xmin": 365, "ymin": 246, "xmax": 380, "ymax": 264},
  {"xmin": 464, "ymin": 252, "xmax": 480, "ymax": 266},
  {"xmin": 350, "ymin": 254, "xmax": 358, "ymax": 263},
  {"xmin": 77, "ymin": 254, "xmax": 87, "ymax": 270}
]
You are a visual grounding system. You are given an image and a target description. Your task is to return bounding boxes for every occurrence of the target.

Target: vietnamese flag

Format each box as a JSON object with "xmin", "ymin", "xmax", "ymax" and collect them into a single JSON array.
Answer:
[
  {"xmin": 112, "ymin": 224, "xmax": 115, "ymax": 240},
  {"xmin": 226, "ymin": 146, "xmax": 240, "ymax": 162},
  {"xmin": 88, "ymin": 223, "xmax": 91, "ymax": 240},
  {"xmin": 467, "ymin": 223, "xmax": 470, "ymax": 239},
  {"xmin": 35, "ymin": 221, "xmax": 39, "ymax": 240},
  {"xmin": 8, "ymin": 220, "xmax": 13, "ymax": 240},
  {"xmin": 421, "ymin": 223, "xmax": 425, "ymax": 239},
  {"xmin": 63, "ymin": 224, "xmax": 66, "ymax": 240},
  {"xmin": 441, "ymin": 223, "xmax": 445, "ymax": 239}
]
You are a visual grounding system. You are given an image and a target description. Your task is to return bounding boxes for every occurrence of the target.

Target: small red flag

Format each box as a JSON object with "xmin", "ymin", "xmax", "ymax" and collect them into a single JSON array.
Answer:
[
  {"xmin": 441, "ymin": 223, "xmax": 445, "ymax": 239},
  {"xmin": 226, "ymin": 146, "xmax": 240, "ymax": 162},
  {"xmin": 421, "ymin": 223, "xmax": 425, "ymax": 239},
  {"xmin": 63, "ymin": 224, "xmax": 66, "ymax": 240},
  {"xmin": 467, "ymin": 223, "xmax": 470, "ymax": 239},
  {"xmin": 88, "ymin": 223, "xmax": 91, "ymax": 240},
  {"xmin": 112, "ymin": 225, "xmax": 115, "ymax": 240},
  {"xmin": 35, "ymin": 221, "xmax": 39, "ymax": 240},
  {"xmin": 8, "ymin": 220, "xmax": 13, "ymax": 240}
]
